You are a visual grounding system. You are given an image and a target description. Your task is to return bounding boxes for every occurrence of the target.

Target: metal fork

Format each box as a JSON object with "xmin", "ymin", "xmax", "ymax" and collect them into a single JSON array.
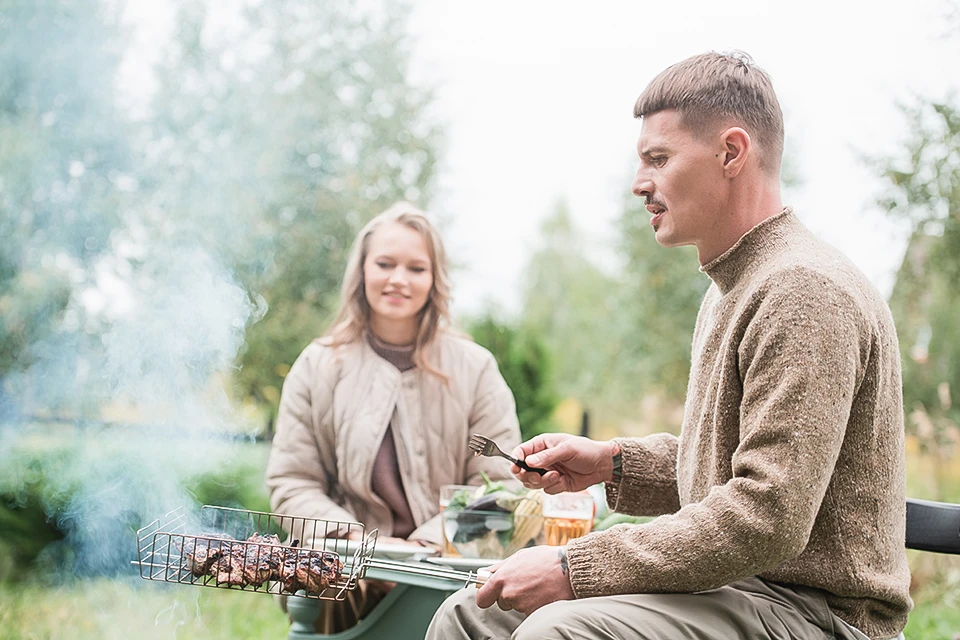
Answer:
[{"xmin": 468, "ymin": 434, "xmax": 548, "ymax": 475}]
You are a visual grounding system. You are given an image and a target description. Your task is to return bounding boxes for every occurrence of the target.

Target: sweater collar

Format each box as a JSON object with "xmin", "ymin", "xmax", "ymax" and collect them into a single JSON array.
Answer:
[
  {"xmin": 700, "ymin": 207, "xmax": 795, "ymax": 294},
  {"xmin": 366, "ymin": 331, "xmax": 416, "ymax": 372}
]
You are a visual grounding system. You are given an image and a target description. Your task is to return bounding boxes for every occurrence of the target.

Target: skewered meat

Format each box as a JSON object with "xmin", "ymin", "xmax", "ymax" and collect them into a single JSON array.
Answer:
[
  {"xmin": 211, "ymin": 533, "xmax": 283, "ymax": 586},
  {"xmin": 180, "ymin": 533, "xmax": 236, "ymax": 576},
  {"xmin": 177, "ymin": 531, "xmax": 342, "ymax": 592},
  {"xmin": 278, "ymin": 548, "xmax": 344, "ymax": 594},
  {"xmin": 241, "ymin": 533, "xmax": 283, "ymax": 586}
]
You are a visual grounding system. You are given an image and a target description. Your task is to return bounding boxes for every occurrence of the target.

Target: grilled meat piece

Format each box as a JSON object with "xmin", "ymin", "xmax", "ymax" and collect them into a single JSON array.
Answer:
[
  {"xmin": 211, "ymin": 545, "xmax": 247, "ymax": 586},
  {"xmin": 240, "ymin": 533, "xmax": 282, "ymax": 586},
  {"xmin": 208, "ymin": 534, "xmax": 282, "ymax": 586},
  {"xmin": 180, "ymin": 533, "xmax": 236, "ymax": 577},
  {"xmin": 278, "ymin": 548, "xmax": 344, "ymax": 594}
]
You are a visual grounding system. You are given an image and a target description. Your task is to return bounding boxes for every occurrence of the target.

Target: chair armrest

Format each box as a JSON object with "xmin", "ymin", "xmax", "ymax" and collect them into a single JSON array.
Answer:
[{"xmin": 906, "ymin": 497, "xmax": 960, "ymax": 554}]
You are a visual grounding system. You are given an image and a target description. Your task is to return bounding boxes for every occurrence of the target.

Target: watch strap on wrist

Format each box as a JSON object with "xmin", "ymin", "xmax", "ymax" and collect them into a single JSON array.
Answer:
[{"xmin": 611, "ymin": 446, "xmax": 623, "ymax": 483}]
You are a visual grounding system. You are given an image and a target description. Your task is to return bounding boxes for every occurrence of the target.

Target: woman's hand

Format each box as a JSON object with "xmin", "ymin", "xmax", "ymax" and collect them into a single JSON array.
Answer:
[{"xmin": 512, "ymin": 434, "xmax": 620, "ymax": 494}]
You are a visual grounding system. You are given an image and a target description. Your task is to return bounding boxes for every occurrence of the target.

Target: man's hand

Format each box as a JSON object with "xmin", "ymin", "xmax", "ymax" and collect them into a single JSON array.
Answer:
[
  {"xmin": 476, "ymin": 546, "xmax": 574, "ymax": 614},
  {"xmin": 511, "ymin": 433, "xmax": 620, "ymax": 494}
]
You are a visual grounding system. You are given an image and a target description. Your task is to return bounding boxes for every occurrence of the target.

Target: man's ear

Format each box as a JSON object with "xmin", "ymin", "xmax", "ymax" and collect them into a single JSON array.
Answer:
[{"xmin": 719, "ymin": 127, "xmax": 751, "ymax": 178}]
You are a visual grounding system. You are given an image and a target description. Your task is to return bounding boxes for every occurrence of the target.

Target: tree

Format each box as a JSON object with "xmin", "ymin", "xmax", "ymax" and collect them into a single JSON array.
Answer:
[
  {"xmin": 877, "ymin": 97, "xmax": 960, "ymax": 498},
  {"xmin": 615, "ymin": 193, "xmax": 709, "ymax": 420},
  {"xmin": 0, "ymin": 0, "xmax": 132, "ymax": 417},
  {"xmin": 468, "ymin": 315, "xmax": 558, "ymax": 442},
  {"xmin": 520, "ymin": 201, "xmax": 625, "ymax": 412},
  {"xmin": 138, "ymin": 1, "xmax": 442, "ymax": 425}
]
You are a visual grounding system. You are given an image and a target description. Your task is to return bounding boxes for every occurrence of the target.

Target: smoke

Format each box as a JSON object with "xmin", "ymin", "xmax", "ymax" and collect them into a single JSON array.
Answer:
[
  {"xmin": 1, "ymin": 3, "xmax": 435, "ymax": 634},
  {"xmin": 0, "ymin": 0, "xmax": 279, "ymax": 597},
  {"xmin": 2, "ymin": 232, "xmax": 267, "ymax": 583}
]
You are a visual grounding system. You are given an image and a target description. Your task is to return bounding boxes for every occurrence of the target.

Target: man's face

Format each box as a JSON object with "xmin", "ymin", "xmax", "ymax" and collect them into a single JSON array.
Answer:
[{"xmin": 631, "ymin": 110, "xmax": 726, "ymax": 253}]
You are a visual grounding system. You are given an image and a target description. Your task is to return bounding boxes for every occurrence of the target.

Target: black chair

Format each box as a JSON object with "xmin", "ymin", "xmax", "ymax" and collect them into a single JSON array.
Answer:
[{"xmin": 906, "ymin": 497, "xmax": 960, "ymax": 554}]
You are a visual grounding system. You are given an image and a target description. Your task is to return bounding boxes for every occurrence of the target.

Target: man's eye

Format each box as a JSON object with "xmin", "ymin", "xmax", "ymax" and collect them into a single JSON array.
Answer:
[{"xmin": 652, "ymin": 156, "xmax": 667, "ymax": 167}]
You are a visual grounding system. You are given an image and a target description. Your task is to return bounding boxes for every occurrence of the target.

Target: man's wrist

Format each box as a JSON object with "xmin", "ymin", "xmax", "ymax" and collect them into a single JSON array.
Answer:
[{"xmin": 609, "ymin": 440, "xmax": 622, "ymax": 484}]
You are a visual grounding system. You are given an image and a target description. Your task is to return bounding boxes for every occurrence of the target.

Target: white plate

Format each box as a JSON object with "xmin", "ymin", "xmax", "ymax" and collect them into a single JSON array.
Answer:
[
  {"xmin": 372, "ymin": 541, "xmax": 437, "ymax": 560},
  {"xmin": 320, "ymin": 538, "xmax": 438, "ymax": 561},
  {"xmin": 425, "ymin": 556, "xmax": 500, "ymax": 571}
]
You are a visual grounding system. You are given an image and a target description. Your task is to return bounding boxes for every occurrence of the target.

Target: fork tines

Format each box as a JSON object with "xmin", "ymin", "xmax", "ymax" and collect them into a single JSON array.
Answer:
[{"xmin": 468, "ymin": 434, "xmax": 490, "ymax": 456}]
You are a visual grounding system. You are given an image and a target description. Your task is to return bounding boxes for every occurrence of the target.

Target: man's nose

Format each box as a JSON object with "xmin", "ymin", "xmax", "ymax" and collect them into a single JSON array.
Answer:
[{"xmin": 632, "ymin": 169, "xmax": 653, "ymax": 198}]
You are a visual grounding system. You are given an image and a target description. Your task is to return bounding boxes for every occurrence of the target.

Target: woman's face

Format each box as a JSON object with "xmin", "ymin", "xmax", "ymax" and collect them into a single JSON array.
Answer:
[{"xmin": 363, "ymin": 221, "xmax": 434, "ymax": 344}]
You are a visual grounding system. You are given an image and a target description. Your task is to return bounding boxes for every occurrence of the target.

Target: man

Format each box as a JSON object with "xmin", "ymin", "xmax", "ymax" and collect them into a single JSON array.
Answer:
[{"xmin": 426, "ymin": 51, "xmax": 911, "ymax": 640}]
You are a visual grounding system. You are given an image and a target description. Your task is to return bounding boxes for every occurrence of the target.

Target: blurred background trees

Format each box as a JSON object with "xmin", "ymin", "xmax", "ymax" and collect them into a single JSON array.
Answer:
[
  {"xmin": 138, "ymin": 0, "xmax": 442, "ymax": 425},
  {"xmin": 879, "ymin": 97, "xmax": 960, "ymax": 501},
  {"xmin": 0, "ymin": 0, "xmax": 132, "ymax": 418},
  {"xmin": 1, "ymin": 0, "xmax": 956, "ymax": 460},
  {"xmin": 468, "ymin": 314, "xmax": 558, "ymax": 441}
]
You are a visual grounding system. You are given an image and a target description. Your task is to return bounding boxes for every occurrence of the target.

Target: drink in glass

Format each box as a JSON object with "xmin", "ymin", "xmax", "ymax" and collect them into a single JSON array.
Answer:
[{"xmin": 542, "ymin": 491, "xmax": 595, "ymax": 546}]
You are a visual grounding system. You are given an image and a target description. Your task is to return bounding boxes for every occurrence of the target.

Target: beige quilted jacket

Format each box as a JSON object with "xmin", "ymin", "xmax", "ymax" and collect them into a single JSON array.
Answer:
[{"xmin": 265, "ymin": 332, "xmax": 522, "ymax": 544}]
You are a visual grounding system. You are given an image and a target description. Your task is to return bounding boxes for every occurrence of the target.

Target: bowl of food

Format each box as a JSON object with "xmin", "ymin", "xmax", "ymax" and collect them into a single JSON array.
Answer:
[{"xmin": 440, "ymin": 476, "xmax": 544, "ymax": 559}]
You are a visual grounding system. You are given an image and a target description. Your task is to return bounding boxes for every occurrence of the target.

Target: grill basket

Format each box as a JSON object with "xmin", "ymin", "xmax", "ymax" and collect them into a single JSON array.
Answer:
[{"xmin": 135, "ymin": 505, "xmax": 377, "ymax": 601}]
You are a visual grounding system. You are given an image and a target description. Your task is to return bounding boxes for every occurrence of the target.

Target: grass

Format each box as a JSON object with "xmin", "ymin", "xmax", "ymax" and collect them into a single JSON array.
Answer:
[
  {"xmin": 2, "ymin": 570, "xmax": 958, "ymax": 640},
  {"xmin": 0, "ymin": 579, "xmax": 290, "ymax": 640},
  {"xmin": 904, "ymin": 567, "xmax": 960, "ymax": 639}
]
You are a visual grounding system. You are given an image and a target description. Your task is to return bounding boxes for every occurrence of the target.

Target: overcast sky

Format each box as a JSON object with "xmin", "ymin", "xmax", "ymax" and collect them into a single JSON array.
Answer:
[
  {"xmin": 122, "ymin": 0, "xmax": 959, "ymax": 318},
  {"xmin": 405, "ymin": 0, "xmax": 959, "ymax": 317}
]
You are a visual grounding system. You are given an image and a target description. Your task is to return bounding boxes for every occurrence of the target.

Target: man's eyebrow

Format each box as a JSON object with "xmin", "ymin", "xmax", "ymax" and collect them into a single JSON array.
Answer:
[{"xmin": 640, "ymin": 145, "xmax": 669, "ymax": 158}]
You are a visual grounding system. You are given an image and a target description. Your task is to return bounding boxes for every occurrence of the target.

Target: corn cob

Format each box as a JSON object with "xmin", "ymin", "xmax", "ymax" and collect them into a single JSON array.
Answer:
[{"xmin": 504, "ymin": 490, "xmax": 544, "ymax": 555}]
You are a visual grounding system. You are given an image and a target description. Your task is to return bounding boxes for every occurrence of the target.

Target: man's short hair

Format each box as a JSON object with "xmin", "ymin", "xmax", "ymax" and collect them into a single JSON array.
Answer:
[{"xmin": 634, "ymin": 51, "xmax": 784, "ymax": 175}]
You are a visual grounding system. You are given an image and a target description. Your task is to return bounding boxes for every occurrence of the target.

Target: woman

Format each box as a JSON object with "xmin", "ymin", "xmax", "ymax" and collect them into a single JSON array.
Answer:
[{"xmin": 265, "ymin": 201, "xmax": 522, "ymax": 632}]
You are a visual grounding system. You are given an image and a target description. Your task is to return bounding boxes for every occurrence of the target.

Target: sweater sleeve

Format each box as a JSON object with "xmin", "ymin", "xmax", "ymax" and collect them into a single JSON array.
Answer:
[
  {"xmin": 265, "ymin": 344, "xmax": 357, "ymax": 526},
  {"xmin": 604, "ymin": 433, "xmax": 681, "ymax": 517},
  {"xmin": 567, "ymin": 271, "xmax": 866, "ymax": 597}
]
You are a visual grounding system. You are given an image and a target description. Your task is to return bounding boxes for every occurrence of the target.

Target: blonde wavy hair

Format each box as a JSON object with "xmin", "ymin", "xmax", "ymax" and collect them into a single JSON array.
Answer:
[{"xmin": 324, "ymin": 202, "xmax": 453, "ymax": 381}]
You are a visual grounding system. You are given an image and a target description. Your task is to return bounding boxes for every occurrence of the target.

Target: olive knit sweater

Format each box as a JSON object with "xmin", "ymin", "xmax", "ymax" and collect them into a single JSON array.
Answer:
[{"xmin": 566, "ymin": 210, "xmax": 912, "ymax": 639}]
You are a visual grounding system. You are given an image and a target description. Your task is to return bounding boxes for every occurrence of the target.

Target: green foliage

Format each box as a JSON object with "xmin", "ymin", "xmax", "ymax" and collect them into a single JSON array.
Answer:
[
  {"xmin": 0, "ymin": 489, "xmax": 64, "ymax": 583},
  {"xmin": 903, "ymin": 575, "xmax": 960, "ymax": 640},
  {"xmin": 616, "ymin": 195, "xmax": 709, "ymax": 405},
  {"xmin": 879, "ymin": 98, "xmax": 960, "ymax": 457},
  {"xmin": 519, "ymin": 196, "xmax": 707, "ymax": 428},
  {"xmin": 0, "ymin": 436, "xmax": 273, "ymax": 583},
  {"xmin": 520, "ymin": 201, "xmax": 629, "ymax": 412},
  {"xmin": 468, "ymin": 316, "xmax": 558, "ymax": 441},
  {"xmin": 138, "ymin": 1, "xmax": 443, "ymax": 425},
  {"xmin": 185, "ymin": 462, "xmax": 273, "ymax": 516}
]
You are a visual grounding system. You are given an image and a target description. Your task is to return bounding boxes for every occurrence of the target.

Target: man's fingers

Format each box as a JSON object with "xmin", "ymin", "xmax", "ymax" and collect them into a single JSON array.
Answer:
[
  {"xmin": 518, "ymin": 469, "xmax": 563, "ymax": 490},
  {"xmin": 475, "ymin": 578, "xmax": 500, "ymax": 609},
  {"xmin": 525, "ymin": 442, "xmax": 573, "ymax": 469},
  {"xmin": 513, "ymin": 432, "xmax": 569, "ymax": 460}
]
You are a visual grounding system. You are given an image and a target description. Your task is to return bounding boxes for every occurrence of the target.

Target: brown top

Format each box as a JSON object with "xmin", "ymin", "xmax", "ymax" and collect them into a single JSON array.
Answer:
[
  {"xmin": 567, "ymin": 210, "xmax": 912, "ymax": 639},
  {"xmin": 366, "ymin": 332, "xmax": 417, "ymax": 538}
]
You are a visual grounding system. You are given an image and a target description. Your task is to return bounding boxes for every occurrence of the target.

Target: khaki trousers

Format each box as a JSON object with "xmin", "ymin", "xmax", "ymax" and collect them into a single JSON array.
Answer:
[{"xmin": 425, "ymin": 577, "xmax": 878, "ymax": 640}]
